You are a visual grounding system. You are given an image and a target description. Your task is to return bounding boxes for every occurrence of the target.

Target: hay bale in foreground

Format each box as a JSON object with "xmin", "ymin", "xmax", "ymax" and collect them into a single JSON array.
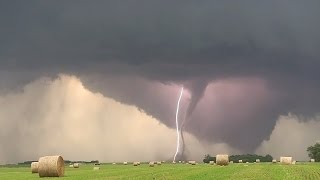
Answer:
[
  {"xmin": 123, "ymin": 162, "xmax": 128, "ymax": 165},
  {"xmin": 209, "ymin": 161, "xmax": 214, "ymax": 165},
  {"xmin": 73, "ymin": 163, "xmax": 80, "ymax": 168},
  {"xmin": 272, "ymin": 159, "xmax": 277, "ymax": 163},
  {"xmin": 38, "ymin": 155, "xmax": 64, "ymax": 177},
  {"xmin": 31, "ymin": 162, "xmax": 39, "ymax": 173},
  {"xmin": 256, "ymin": 159, "xmax": 260, "ymax": 163},
  {"xmin": 239, "ymin": 160, "xmax": 243, "ymax": 163},
  {"xmin": 216, "ymin": 154, "xmax": 229, "ymax": 166},
  {"xmin": 280, "ymin": 157, "xmax": 292, "ymax": 165},
  {"xmin": 93, "ymin": 167, "xmax": 100, "ymax": 170},
  {"xmin": 311, "ymin": 159, "xmax": 315, "ymax": 162}
]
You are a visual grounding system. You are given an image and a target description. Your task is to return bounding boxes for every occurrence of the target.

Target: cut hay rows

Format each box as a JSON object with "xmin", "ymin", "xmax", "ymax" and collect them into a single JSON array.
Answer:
[
  {"xmin": 38, "ymin": 155, "xmax": 64, "ymax": 177},
  {"xmin": 280, "ymin": 157, "xmax": 293, "ymax": 165},
  {"xmin": 31, "ymin": 162, "xmax": 38, "ymax": 173},
  {"xmin": 216, "ymin": 154, "xmax": 229, "ymax": 166}
]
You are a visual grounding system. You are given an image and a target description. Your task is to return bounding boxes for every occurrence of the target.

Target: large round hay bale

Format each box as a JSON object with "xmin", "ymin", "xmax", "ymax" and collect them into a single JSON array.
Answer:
[
  {"xmin": 272, "ymin": 159, "xmax": 277, "ymax": 163},
  {"xmin": 31, "ymin": 162, "xmax": 39, "ymax": 173},
  {"xmin": 73, "ymin": 163, "xmax": 79, "ymax": 168},
  {"xmin": 256, "ymin": 159, "xmax": 260, "ymax": 163},
  {"xmin": 133, "ymin": 162, "xmax": 139, "ymax": 166},
  {"xmin": 311, "ymin": 159, "xmax": 315, "ymax": 162},
  {"xmin": 209, "ymin": 161, "xmax": 214, "ymax": 165},
  {"xmin": 188, "ymin": 161, "xmax": 196, "ymax": 165},
  {"xmin": 280, "ymin": 157, "xmax": 292, "ymax": 165},
  {"xmin": 38, "ymin": 155, "xmax": 64, "ymax": 177},
  {"xmin": 239, "ymin": 160, "xmax": 243, "ymax": 163},
  {"xmin": 149, "ymin": 162, "xmax": 155, "ymax": 167},
  {"xmin": 93, "ymin": 167, "xmax": 100, "ymax": 170},
  {"xmin": 216, "ymin": 154, "xmax": 229, "ymax": 166},
  {"xmin": 69, "ymin": 165, "xmax": 73, "ymax": 168},
  {"xmin": 123, "ymin": 162, "xmax": 128, "ymax": 165},
  {"xmin": 157, "ymin": 161, "xmax": 162, "ymax": 165}
]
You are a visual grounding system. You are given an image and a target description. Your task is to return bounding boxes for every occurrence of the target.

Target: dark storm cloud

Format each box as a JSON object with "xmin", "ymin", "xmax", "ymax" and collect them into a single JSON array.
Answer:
[{"xmin": 1, "ymin": 1, "xmax": 320, "ymax": 153}]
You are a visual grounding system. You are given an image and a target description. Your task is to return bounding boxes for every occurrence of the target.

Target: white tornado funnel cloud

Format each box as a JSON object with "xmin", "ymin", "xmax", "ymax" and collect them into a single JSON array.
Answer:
[{"xmin": 173, "ymin": 87, "xmax": 184, "ymax": 162}]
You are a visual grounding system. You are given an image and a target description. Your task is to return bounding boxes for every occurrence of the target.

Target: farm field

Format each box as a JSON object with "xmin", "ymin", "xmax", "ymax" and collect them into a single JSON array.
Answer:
[{"xmin": 0, "ymin": 163, "xmax": 320, "ymax": 180}]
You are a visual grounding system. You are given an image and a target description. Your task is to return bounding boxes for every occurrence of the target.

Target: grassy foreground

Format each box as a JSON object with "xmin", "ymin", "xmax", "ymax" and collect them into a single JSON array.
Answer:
[{"xmin": 1, "ymin": 163, "xmax": 320, "ymax": 180}]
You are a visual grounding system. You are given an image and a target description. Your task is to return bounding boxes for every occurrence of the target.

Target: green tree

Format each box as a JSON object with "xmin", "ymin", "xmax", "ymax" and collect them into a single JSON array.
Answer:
[{"xmin": 307, "ymin": 143, "xmax": 320, "ymax": 162}]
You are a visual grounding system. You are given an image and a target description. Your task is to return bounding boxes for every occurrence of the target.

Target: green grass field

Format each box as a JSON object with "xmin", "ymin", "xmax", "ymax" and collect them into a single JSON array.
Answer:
[{"xmin": 1, "ymin": 163, "xmax": 320, "ymax": 180}]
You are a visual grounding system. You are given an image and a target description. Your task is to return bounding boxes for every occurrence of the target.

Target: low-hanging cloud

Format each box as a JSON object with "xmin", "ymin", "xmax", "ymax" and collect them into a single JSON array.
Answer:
[
  {"xmin": 1, "ymin": 1, "xmax": 320, "ymax": 159},
  {"xmin": 0, "ymin": 75, "xmax": 238, "ymax": 164},
  {"xmin": 256, "ymin": 113, "xmax": 320, "ymax": 161}
]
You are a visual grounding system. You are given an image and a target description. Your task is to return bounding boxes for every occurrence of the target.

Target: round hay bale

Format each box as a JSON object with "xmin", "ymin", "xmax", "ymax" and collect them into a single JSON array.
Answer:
[
  {"xmin": 272, "ymin": 159, "xmax": 277, "ymax": 163},
  {"xmin": 292, "ymin": 160, "xmax": 296, "ymax": 165},
  {"xmin": 149, "ymin": 162, "xmax": 155, "ymax": 167},
  {"xmin": 137, "ymin": 162, "xmax": 141, "ymax": 165},
  {"xmin": 178, "ymin": 161, "xmax": 181, "ymax": 163},
  {"xmin": 280, "ymin": 156, "xmax": 292, "ymax": 165},
  {"xmin": 38, "ymin": 155, "xmax": 64, "ymax": 177},
  {"xmin": 216, "ymin": 154, "xmax": 229, "ymax": 166},
  {"xmin": 209, "ymin": 161, "xmax": 214, "ymax": 165},
  {"xmin": 133, "ymin": 162, "xmax": 139, "ymax": 166},
  {"xmin": 157, "ymin": 161, "xmax": 162, "ymax": 165},
  {"xmin": 172, "ymin": 161, "xmax": 176, "ymax": 164},
  {"xmin": 230, "ymin": 161, "xmax": 234, "ymax": 164},
  {"xmin": 112, "ymin": 162, "xmax": 116, "ymax": 165},
  {"xmin": 311, "ymin": 159, "xmax": 315, "ymax": 162},
  {"xmin": 239, "ymin": 160, "xmax": 243, "ymax": 163},
  {"xmin": 256, "ymin": 159, "xmax": 260, "ymax": 163},
  {"xmin": 93, "ymin": 167, "xmax": 100, "ymax": 170},
  {"xmin": 69, "ymin": 165, "xmax": 73, "ymax": 168},
  {"xmin": 188, "ymin": 161, "xmax": 196, "ymax": 165},
  {"xmin": 123, "ymin": 162, "xmax": 128, "ymax": 165},
  {"xmin": 73, "ymin": 163, "xmax": 80, "ymax": 168},
  {"xmin": 31, "ymin": 162, "xmax": 39, "ymax": 173}
]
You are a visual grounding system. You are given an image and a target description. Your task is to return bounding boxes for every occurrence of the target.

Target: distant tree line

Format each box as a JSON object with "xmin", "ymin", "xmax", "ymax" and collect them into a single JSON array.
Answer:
[
  {"xmin": 18, "ymin": 160, "xmax": 99, "ymax": 165},
  {"xmin": 203, "ymin": 154, "xmax": 273, "ymax": 163},
  {"xmin": 307, "ymin": 142, "xmax": 320, "ymax": 162}
]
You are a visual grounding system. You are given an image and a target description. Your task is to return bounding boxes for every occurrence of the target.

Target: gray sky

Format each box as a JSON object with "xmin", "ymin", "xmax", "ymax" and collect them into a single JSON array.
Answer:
[{"xmin": 1, "ymin": 1, "xmax": 320, "ymax": 162}]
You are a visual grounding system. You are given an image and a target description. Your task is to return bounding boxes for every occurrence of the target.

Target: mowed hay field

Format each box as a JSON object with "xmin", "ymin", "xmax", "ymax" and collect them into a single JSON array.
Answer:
[{"xmin": 1, "ymin": 163, "xmax": 320, "ymax": 180}]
